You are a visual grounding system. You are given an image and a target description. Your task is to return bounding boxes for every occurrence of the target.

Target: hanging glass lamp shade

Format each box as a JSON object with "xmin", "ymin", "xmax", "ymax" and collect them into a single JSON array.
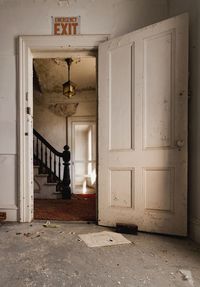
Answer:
[
  {"xmin": 63, "ymin": 58, "xmax": 77, "ymax": 98},
  {"xmin": 63, "ymin": 80, "xmax": 77, "ymax": 98}
]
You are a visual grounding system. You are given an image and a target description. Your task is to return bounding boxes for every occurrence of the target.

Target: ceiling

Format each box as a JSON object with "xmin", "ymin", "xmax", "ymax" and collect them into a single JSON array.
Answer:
[{"xmin": 33, "ymin": 57, "xmax": 96, "ymax": 95}]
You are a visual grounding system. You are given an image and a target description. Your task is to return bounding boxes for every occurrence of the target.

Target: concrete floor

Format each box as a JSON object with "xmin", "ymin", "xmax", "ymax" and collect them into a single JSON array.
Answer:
[{"xmin": 0, "ymin": 222, "xmax": 200, "ymax": 287}]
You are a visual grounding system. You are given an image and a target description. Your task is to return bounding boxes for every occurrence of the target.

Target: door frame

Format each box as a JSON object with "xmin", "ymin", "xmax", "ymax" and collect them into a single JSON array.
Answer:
[
  {"xmin": 18, "ymin": 35, "xmax": 108, "ymax": 222},
  {"xmin": 68, "ymin": 116, "xmax": 96, "ymax": 194}
]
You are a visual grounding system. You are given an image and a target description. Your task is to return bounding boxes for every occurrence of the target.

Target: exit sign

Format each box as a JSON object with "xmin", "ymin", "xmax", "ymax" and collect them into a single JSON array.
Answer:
[{"xmin": 52, "ymin": 16, "xmax": 80, "ymax": 35}]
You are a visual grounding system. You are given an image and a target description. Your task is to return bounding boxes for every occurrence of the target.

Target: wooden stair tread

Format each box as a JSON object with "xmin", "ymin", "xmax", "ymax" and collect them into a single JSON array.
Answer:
[
  {"xmin": 44, "ymin": 182, "xmax": 57, "ymax": 186},
  {"xmin": 35, "ymin": 174, "xmax": 49, "ymax": 177}
]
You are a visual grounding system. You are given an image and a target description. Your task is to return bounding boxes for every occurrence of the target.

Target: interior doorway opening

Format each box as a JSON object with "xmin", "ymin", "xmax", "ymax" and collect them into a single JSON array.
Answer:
[
  {"xmin": 32, "ymin": 55, "xmax": 97, "ymax": 221},
  {"xmin": 68, "ymin": 117, "xmax": 96, "ymax": 197},
  {"xmin": 19, "ymin": 16, "xmax": 187, "ymax": 235}
]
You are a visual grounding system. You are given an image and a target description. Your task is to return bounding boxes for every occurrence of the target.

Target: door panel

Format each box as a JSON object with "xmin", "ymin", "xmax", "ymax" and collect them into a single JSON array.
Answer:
[
  {"xmin": 110, "ymin": 169, "xmax": 133, "ymax": 208},
  {"xmin": 109, "ymin": 44, "xmax": 133, "ymax": 150},
  {"xmin": 98, "ymin": 14, "xmax": 188, "ymax": 235},
  {"xmin": 144, "ymin": 168, "xmax": 174, "ymax": 212},
  {"xmin": 144, "ymin": 31, "xmax": 174, "ymax": 149}
]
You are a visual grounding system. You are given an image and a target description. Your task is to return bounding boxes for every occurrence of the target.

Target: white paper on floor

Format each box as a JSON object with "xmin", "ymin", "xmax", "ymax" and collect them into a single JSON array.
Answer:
[{"xmin": 78, "ymin": 231, "xmax": 131, "ymax": 247}]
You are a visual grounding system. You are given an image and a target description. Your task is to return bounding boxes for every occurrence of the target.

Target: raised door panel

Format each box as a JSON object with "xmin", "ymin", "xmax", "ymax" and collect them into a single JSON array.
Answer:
[
  {"xmin": 109, "ymin": 44, "xmax": 135, "ymax": 151},
  {"xmin": 143, "ymin": 31, "xmax": 175, "ymax": 149}
]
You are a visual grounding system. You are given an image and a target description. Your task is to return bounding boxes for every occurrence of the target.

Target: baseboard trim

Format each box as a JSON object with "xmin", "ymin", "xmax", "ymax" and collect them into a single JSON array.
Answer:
[
  {"xmin": 0, "ymin": 205, "xmax": 18, "ymax": 221},
  {"xmin": 0, "ymin": 205, "xmax": 18, "ymax": 210},
  {"xmin": 190, "ymin": 218, "xmax": 200, "ymax": 244}
]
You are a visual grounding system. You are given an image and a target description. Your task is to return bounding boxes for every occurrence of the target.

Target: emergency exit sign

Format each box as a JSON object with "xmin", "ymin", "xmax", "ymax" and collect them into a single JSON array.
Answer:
[{"xmin": 52, "ymin": 16, "xmax": 80, "ymax": 35}]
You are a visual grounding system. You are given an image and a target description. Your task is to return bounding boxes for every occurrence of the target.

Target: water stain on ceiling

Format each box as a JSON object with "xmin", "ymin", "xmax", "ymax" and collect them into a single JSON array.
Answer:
[{"xmin": 33, "ymin": 57, "xmax": 96, "ymax": 95}]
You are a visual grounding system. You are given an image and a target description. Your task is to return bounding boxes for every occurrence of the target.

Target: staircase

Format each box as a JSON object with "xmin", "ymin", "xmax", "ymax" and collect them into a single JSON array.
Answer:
[
  {"xmin": 34, "ymin": 164, "xmax": 62, "ymax": 199},
  {"xmin": 33, "ymin": 129, "xmax": 71, "ymax": 199}
]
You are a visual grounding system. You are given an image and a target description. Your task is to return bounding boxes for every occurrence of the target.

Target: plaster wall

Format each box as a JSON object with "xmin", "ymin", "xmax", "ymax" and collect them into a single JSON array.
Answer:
[
  {"xmin": 0, "ymin": 0, "xmax": 169, "ymax": 220},
  {"xmin": 169, "ymin": 0, "xmax": 200, "ymax": 243},
  {"xmin": 33, "ymin": 93, "xmax": 97, "ymax": 152},
  {"xmin": 33, "ymin": 103, "xmax": 67, "ymax": 152}
]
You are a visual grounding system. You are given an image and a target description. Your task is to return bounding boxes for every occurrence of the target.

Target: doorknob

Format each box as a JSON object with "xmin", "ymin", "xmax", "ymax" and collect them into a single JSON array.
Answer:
[{"xmin": 176, "ymin": 140, "xmax": 184, "ymax": 150}]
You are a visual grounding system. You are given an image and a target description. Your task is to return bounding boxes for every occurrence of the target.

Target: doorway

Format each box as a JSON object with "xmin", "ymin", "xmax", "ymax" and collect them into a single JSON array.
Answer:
[
  {"xmin": 32, "ymin": 56, "xmax": 97, "ymax": 221},
  {"xmin": 68, "ymin": 117, "xmax": 96, "ymax": 196},
  {"xmin": 19, "ymin": 15, "xmax": 188, "ymax": 235}
]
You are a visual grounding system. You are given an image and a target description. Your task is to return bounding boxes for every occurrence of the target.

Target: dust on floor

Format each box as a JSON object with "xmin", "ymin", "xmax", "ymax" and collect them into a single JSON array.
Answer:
[{"xmin": 0, "ymin": 222, "xmax": 200, "ymax": 287}]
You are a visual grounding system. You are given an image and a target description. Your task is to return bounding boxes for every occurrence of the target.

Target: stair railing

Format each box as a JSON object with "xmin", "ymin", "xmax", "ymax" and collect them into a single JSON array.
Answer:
[{"xmin": 33, "ymin": 129, "xmax": 71, "ymax": 199}]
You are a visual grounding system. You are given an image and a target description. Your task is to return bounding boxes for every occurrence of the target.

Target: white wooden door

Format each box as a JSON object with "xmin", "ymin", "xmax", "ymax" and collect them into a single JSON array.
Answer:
[{"xmin": 98, "ymin": 14, "xmax": 188, "ymax": 235}]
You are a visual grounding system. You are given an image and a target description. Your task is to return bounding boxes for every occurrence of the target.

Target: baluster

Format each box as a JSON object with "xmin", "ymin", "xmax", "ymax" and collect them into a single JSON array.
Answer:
[
  {"xmin": 41, "ymin": 142, "xmax": 43, "ymax": 173},
  {"xmin": 45, "ymin": 146, "xmax": 47, "ymax": 168},
  {"xmin": 36, "ymin": 137, "xmax": 39, "ymax": 162},
  {"xmin": 33, "ymin": 136, "xmax": 35, "ymax": 164},
  {"xmin": 50, "ymin": 150, "xmax": 52, "ymax": 181},
  {"xmin": 54, "ymin": 154, "xmax": 56, "ymax": 180},
  {"xmin": 33, "ymin": 136, "xmax": 35, "ymax": 157},
  {"xmin": 59, "ymin": 157, "xmax": 61, "ymax": 182}
]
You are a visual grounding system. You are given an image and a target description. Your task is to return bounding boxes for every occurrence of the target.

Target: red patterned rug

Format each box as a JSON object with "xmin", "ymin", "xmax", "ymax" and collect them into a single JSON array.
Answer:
[{"xmin": 34, "ymin": 196, "xmax": 96, "ymax": 221}]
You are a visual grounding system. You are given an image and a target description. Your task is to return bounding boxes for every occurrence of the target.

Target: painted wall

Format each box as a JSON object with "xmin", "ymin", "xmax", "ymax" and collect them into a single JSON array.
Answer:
[
  {"xmin": 33, "ymin": 101, "xmax": 67, "ymax": 152},
  {"xmin": 33, "ymin": 91, "xmax": 97, "ymax": 151},
  {"xmin": 0, "ymin": 0, "xmax": 169, "ymax": 220},
  {"xmin": 169, "ymin": 0, "xmax": 200, "ymax": 243}
]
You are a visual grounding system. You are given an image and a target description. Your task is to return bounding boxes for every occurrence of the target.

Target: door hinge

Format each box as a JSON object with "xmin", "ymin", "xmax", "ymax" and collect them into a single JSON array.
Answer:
[{"xmin": 26, "ymin": 92, "xmax": 28, "ymax": 101}]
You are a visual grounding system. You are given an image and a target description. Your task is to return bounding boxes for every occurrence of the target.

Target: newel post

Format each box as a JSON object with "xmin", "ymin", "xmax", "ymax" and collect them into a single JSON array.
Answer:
[{"xmin": 62, "ymin": 145, "xmax": 71, "ymax": 199}]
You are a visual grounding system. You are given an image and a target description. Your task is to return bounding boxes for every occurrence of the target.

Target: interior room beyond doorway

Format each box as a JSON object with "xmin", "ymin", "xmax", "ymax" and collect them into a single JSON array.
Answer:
[{"xmin": 33, "ymin": 55, "xmax": 97, "ymax": 221}]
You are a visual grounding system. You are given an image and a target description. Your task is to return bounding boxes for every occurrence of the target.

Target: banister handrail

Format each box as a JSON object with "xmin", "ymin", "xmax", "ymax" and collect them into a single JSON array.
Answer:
[
  {"xmin": 33, "ymin": 129, "xmax": 62, "ymax": 157},
  {"xmin": 33, "ymin": 128, "xmax": 71, "ymax": 199}
]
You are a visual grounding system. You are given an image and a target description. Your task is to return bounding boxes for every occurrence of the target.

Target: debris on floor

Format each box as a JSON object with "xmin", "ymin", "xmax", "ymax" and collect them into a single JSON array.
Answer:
[
  {"xmin": 24, "ymin": 232, "xmax": 32, "ymax": 237},
  {"xmin": 43, "ymin": 220, "xmax": 59, "ymax": 228},
  {"xmin": 179, "ymin": 269, "xmax": 194, "ymax": 286},
  {"xmin": 30, "ymin": 232, "xmax": 41, "ymax": 239},
  {"xmin": 116, "ymin": 223, "xmax": 138, "ymax": 235},
  {"xmin": 0, "ymin": 222, "xmax": 200, "ymax": 286},
  {"xmin": 78, "ymin": 231, "xmax": 131, "ymax": 247}
]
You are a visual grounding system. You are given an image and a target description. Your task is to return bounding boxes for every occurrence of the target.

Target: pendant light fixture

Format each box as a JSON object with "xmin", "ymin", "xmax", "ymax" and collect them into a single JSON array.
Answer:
[{"xmin": 63, "ymin": 58, "xmax": 77, "ymax": 98}]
